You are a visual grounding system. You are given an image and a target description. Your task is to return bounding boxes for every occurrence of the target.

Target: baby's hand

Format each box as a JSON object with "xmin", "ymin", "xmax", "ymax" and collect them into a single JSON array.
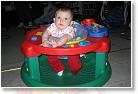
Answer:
[
  {"xmin": 51, "ymin": 42, "xmax": 58, "ymax": 48},
  {"xmin": 40, "ymin": 39, "xmax": 59, "ymax": 48},
  {"xmin": 40, "ymin": 41, "xmax": 50, "ymax": 47},
  {"xmin": 49, "ymin": 39, "xmax": 58, "ymax": 48}
]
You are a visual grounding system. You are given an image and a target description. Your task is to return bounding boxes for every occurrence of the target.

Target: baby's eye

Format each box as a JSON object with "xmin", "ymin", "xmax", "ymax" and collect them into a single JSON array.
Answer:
[
  {"xmin": 57, "ymin": 17, "xmax": 60, "ymax": 19},
  {"xmin": 64, "ymin": 18, "xmax": 68, "ymax": 20}
]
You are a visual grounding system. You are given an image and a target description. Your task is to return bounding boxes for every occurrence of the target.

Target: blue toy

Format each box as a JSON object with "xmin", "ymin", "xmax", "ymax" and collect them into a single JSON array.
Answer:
[
  {"xmin": 78, "ymin": 41, "xmax": 91, "ymax": 46},
  {"xmin": 92, "ymin": 27, "xmax": 97, "ymax": 31},
  {"xmin": 31, "ymin": 36, "xmax": 37, "ymax": 40},
  {"xmin": 85, "ymin": 25, "xmax": 108, "ymax": 38}
]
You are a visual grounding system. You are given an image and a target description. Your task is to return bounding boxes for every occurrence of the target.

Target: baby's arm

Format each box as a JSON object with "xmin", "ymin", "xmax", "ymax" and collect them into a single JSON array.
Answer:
[
  {"xmin": 42, "ymin": 30, "xmax": 50, "ymax": 42},
  {"xmin": 52, "ymin": 34, "xmax": 72, "ymax": 48},
  {"xmin": 41, "ymin": 30, "xmax": 51, "ymax": 47}
]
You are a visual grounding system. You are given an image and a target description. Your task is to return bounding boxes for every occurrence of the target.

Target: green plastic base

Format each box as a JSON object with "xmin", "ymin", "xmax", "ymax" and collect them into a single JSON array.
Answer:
[{"xmin": 21, "ymin": 53, "xmax": 111, "ymax": 87}]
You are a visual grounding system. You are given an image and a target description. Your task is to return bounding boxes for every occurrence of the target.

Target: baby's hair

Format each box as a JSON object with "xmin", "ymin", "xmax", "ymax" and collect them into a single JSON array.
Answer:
[{"xmin": 54, "ymin": 7, "xmax": 74, "ymax": 19}]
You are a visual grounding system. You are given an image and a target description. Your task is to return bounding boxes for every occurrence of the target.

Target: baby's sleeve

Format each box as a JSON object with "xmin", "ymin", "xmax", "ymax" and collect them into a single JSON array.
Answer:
[
  {"xmin": 46, "ymin": 23, "xmax": 55, "ymax": 33},
  {"xmin": 42, "ymin": 24, "xmax": 53, "ymax": 42},
  {"xmin": 42, "ymin": 30, "xmax": 48, "ymax": 42}
]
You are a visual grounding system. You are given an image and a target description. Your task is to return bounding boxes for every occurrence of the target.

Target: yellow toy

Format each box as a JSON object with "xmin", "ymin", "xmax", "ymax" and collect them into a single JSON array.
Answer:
[{"xmin": 35, "ymin": 32, "xmax": 42, "ymax": 36}]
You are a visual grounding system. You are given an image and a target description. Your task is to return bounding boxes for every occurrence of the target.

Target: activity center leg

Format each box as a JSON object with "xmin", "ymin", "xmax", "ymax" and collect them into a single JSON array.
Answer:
[
  {"xmin": 25, "ymin": 56, "xmax": 40, "ymax": 81},
  {"xmin": 95, "ymin": 52, "xmax": 107, "ymax": 78}
]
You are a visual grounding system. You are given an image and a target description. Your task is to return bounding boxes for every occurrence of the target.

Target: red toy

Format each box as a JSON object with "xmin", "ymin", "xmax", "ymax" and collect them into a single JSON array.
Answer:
[
  {"xmin": 81, "ymin": 18, "xmax": 95, "ymax": 26},
  {"xmin": 20, "ymin": 26, "xmax": 111, "ymax": 87}
]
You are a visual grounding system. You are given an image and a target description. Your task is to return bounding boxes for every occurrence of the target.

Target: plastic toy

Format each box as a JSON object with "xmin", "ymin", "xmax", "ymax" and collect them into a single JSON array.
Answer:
[
  {"xmin": 81, "ymin": 18, "xmax": 95, "ymax": 26},
  {"xmin": 88, "ymin": 26, "xmax": 108, "ymax": 37},
  {"xmin": 70, "ymin": 44, "xmax": 74, "ymax": 47},
  {"xmin": 82, "ymin": 19, "xmax": 108, "ymax": 38},
  {"xmin": 31, "ymin": 36, "xmax": 38, "ymax": 40},
  {"xmin": 65, "ymin": 22, "xmax": 87, "ymax": 45},
  {"xmin": 20, "ymin": 22, "xmax": 111, "ymax": 87},
  {"xmin": 35, "ymin": 32, "xmax": 42, "ymax": 36},
  {"xmin": 78, "ymin": 41, "xmax": 91, "ymax": 46}
]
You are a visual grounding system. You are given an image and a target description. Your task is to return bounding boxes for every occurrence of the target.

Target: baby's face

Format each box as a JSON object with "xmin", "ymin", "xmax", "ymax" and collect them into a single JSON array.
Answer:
[{"xmin": 54, "ymin": 11, "xmax": 72, "ymax": 30}]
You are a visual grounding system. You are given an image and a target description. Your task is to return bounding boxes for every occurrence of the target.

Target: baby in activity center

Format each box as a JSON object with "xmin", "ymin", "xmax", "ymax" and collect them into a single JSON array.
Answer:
[{"xmin": 41, "ymin": 7, "xmax": 82, "ymax": 76}]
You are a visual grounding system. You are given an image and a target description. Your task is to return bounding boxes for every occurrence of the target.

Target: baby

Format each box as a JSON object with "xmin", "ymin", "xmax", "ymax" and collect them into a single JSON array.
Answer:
[{"xmin": 41, "ymin": 7, "xmax": 82, "ymax": 76}]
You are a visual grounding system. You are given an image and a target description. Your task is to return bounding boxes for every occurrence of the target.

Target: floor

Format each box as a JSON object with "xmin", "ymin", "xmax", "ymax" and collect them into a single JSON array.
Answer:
[{"xmin": 1, "ymin": 25, "xmax": 131, "ymax": 87}]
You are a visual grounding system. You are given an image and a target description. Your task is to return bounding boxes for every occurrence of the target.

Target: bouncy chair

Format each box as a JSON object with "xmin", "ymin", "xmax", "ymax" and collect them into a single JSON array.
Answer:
[{"xmin": 20, "ymin": 19, "xmax": 111, "ymax": 87}]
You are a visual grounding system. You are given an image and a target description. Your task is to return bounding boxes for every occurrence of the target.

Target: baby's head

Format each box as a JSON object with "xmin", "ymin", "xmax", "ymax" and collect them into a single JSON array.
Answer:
[{"xmin": 53, "ymin": 7, "xmax": 74, "ymax": 30}]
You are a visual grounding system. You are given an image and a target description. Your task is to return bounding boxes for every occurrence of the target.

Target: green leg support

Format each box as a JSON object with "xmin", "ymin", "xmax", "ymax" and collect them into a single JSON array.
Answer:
[
  {"xmin": 26, "ymin": 56, "xmax": 40, "ymax": 81},
  {"xmin": 95, "ymin": 52, "xmax": 107, "ymax": 78}
]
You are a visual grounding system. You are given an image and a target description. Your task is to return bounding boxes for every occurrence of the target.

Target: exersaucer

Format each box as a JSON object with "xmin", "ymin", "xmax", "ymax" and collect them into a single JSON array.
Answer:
[{"xmin": 20, "ymin": 22, "xmax": 111, "ymax": 87}]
